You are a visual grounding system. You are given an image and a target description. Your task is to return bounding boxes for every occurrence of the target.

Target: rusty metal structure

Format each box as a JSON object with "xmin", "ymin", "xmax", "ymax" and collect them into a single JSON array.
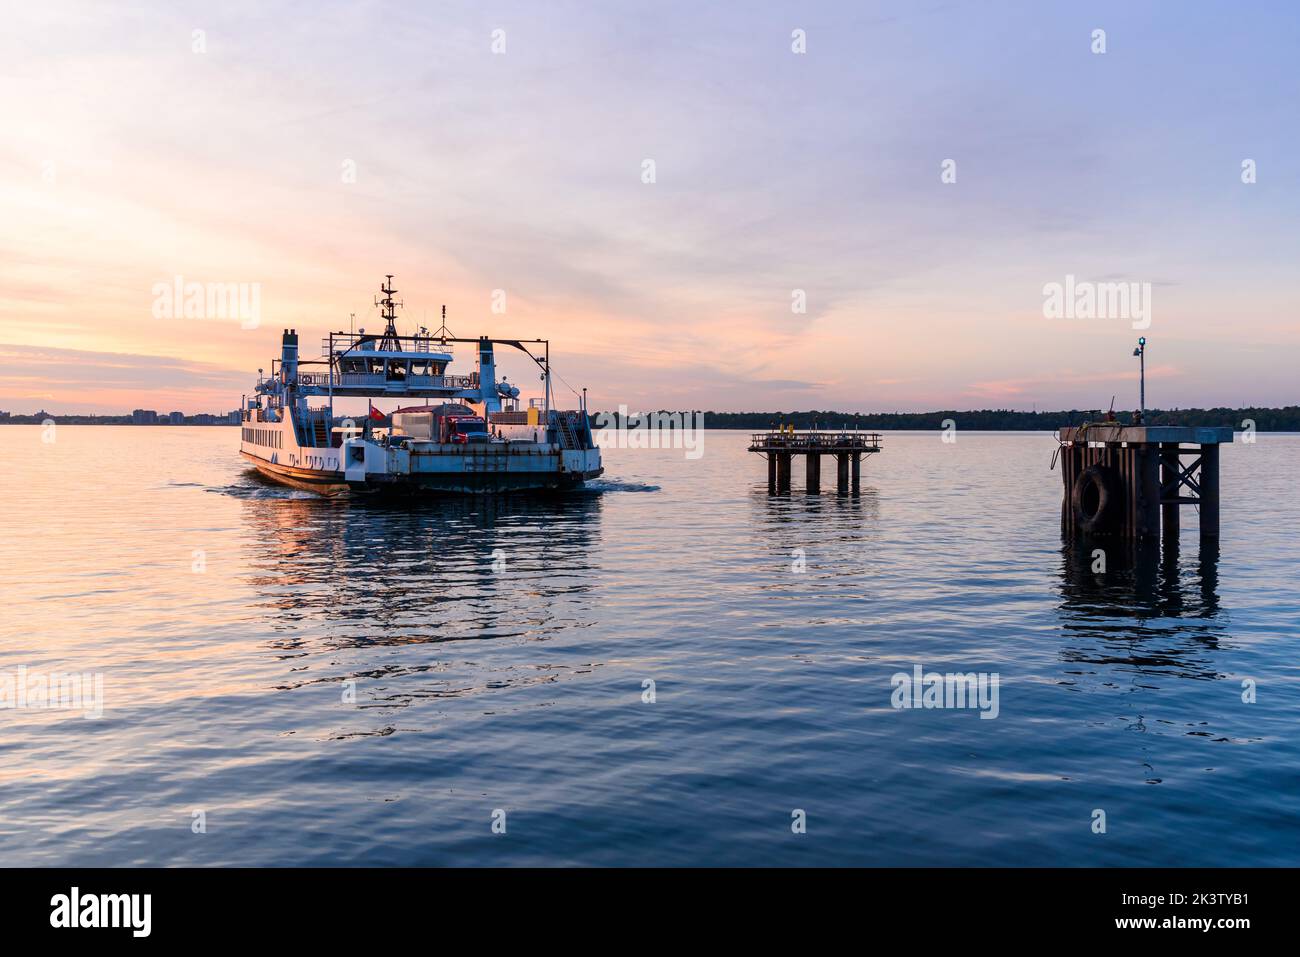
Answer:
[{"xmin": 748, "ymin": 430, "xmax": 883, "ymax": 493}]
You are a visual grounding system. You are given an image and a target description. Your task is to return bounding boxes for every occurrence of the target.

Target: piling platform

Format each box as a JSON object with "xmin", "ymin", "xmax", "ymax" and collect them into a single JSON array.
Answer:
[
  {"xmin": 748, "ymin": 431, "xmax": 882, "ymax": 493},
  {"xmin": 1056, "ymin": 425, "xmax": 1231, "ymax": 539}
]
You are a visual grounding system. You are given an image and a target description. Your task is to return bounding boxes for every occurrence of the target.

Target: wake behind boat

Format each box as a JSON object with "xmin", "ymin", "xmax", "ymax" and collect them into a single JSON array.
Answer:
[{"xmin": 239, "ymin": 276, "xmax": 602, "ymax": 495}]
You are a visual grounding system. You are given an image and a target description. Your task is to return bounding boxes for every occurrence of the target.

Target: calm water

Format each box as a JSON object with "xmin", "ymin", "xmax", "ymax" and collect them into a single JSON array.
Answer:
[{"xmin": 2, "ymin": 426, "xmax": 1298, "ymax": 866}]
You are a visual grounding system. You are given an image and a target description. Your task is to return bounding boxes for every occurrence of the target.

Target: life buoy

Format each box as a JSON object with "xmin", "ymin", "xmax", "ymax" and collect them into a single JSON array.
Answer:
[{"xmin": 1071, "ymin": 464, "xmax": 1121, "ymax": 533}]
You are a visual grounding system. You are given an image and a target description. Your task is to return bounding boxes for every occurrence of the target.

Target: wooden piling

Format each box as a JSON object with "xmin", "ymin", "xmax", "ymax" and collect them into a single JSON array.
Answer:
[
  {"xmin": 1160, "ymin": 442, "xmax": 1180, "ymax": 539},
  {"xmin": 836, "ymin": 453, "xmax": 849, "ymax": 493},
  {"xmin": 776, "ymin": 453, "xmax": 791, "ymax": 491},
  {"xmin": 806, "ymin": 453, "xmax": 821, "ymax": 494},
  {"xmin": 1136, "ymin": 444, "xmax": 1161, "ymax": 538},
  {"xmin": 1108, "ymin": 441, "xmax": 1128, "ymax": 535},
  {"xmin": 851, "ymin": 452, "xmax": 861, "ymax": 493},
  {"xmin": 1199, "ymin": 443, "xmax": 1220, "ymax": 538}
]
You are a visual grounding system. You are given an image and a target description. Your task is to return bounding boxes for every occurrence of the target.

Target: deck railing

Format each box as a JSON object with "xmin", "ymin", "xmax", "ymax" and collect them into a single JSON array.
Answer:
[
  {"xmin": 748, "ymin": 431, "xmax": 883, "ymax": 451},
  {"xmin": 298, "ymin": 373, "xmax": 478, "ymax": 390}
]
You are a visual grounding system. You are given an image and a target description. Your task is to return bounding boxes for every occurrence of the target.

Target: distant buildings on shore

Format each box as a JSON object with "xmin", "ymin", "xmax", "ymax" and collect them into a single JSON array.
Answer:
[{"xmin": 0, "ymin": 409, "xmax": 240, "ymax": 425}]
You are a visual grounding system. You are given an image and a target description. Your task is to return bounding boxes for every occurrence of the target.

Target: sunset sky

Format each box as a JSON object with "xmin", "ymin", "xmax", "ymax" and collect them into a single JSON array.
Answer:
[{"xmin": 2, "ymin": 1, "xmax": 1297, "ymax": 415}]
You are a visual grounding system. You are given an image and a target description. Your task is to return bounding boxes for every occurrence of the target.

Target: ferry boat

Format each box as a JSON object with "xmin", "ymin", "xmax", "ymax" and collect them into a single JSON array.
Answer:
[{"xmin": 239, "ymin": 276, "xmax": 602, "ymax": 495}]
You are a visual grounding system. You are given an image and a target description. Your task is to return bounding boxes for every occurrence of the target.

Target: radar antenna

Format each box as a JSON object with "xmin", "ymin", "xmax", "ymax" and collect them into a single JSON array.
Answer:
[{"xmin": 374, "ymin": 275, "xmax": 403, "ymax": 351}]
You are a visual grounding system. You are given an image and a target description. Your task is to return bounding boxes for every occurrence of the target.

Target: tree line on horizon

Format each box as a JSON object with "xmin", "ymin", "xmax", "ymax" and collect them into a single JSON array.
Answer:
[{"xmin": 5, "ymin": 405, "xmax": 1298, "ymax": 431}]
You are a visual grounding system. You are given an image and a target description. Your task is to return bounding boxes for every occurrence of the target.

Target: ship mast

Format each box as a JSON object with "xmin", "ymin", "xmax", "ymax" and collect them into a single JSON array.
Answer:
[
  {"xmin": 375, "ymin": 275, "xmax": 403, "ymax": 351},
  {"xmin": 433, "ymin": 304, "xmax": 454, "ymax": 350}
]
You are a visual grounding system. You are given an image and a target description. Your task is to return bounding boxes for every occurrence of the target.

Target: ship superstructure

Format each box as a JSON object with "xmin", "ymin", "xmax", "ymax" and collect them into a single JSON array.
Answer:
[{"xmin": 239, "ymin": 276, "xmax": 602, "ymax": 495}]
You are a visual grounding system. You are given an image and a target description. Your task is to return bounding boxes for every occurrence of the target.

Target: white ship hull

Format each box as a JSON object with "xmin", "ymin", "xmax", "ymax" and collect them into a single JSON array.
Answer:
[{"xmin": 240, "ymin": 411, "xmax": 601, "ymax": 497}]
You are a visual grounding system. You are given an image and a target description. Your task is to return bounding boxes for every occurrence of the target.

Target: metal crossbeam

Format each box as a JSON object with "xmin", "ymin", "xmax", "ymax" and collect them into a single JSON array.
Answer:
[{"xmin": 1159, "ymin": 453, "xmax": 1202, "ymax": 501}]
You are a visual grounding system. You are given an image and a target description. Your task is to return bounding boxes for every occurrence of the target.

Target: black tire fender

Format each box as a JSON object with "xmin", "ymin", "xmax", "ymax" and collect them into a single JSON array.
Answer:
[{"xmin": 1072, "ymin": 464, "xmax": 1121, "ymax": 534}]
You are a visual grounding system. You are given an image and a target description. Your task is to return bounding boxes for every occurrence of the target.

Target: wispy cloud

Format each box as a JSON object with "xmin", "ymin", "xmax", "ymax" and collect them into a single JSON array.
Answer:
[{"xmin": 0, "ymin": 343, "xmax": 246, "ymax": 413}]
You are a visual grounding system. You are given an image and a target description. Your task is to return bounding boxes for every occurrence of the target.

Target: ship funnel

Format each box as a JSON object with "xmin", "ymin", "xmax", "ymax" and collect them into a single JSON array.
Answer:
[
  {"xmin": 478, "ymin": 336, "xmax": 501, "ymax": 414},
  {"xmin": 281, "ymin": 327, "xmax": 299, "ymax": 383}
]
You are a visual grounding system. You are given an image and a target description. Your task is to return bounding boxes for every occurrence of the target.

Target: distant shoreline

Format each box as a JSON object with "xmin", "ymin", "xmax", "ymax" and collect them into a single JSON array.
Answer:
[
  {"xmin": 3, "ymin": 405, "xmax": 1297, "ymax": 430},
  {"xmin": 669, "ymin": 407, "xmax": 1297, "ymax": 430}
]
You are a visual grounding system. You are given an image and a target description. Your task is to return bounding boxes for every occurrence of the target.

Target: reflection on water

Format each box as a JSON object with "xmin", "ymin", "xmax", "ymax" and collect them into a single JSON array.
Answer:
[
  {"xmin": 752, "ymin": 483, "xmax": 882, "ymax": 521},
  {"xmin": 1056, "ymin": 536, "xmax": 1225, "ymax": 681},
  {"xmin": 750, "ymin": 482, "xmax": 882, "ymax": 543},
  {"xmin": 748, "ymin": 485, "xmax": 883, "ymax": 591},
  {"xmin": 238, "ymin": 482, "xmax": 603, "ymax": 732}
]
